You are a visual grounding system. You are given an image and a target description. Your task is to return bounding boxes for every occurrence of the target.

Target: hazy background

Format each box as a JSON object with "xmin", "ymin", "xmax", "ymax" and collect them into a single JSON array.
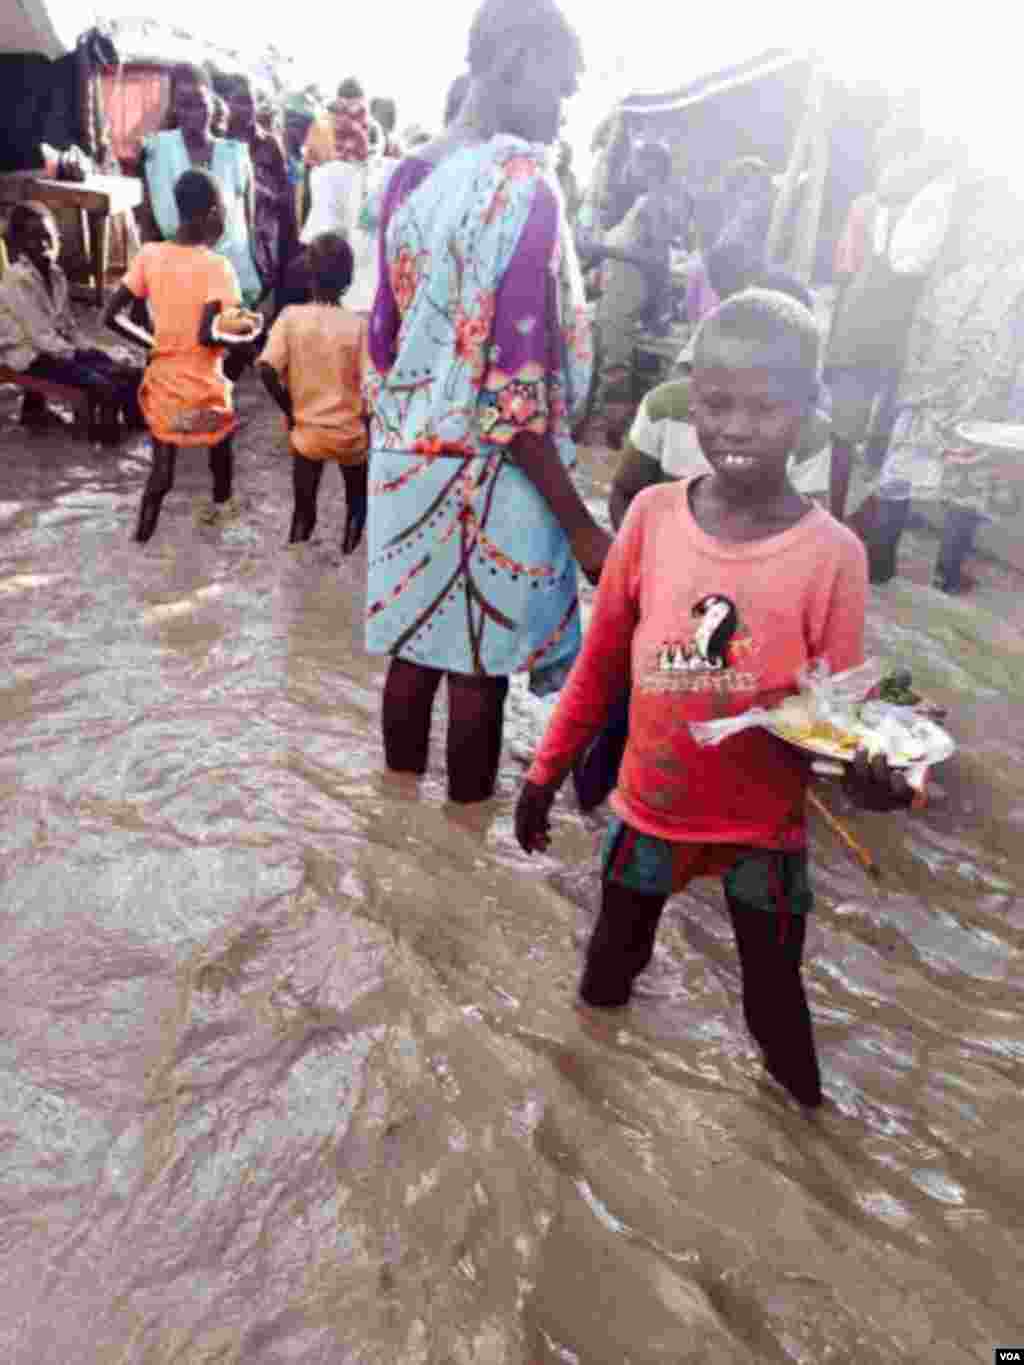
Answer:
[{"xmin": 74, "ymin": 0, "xmax": 1015, "ymax": 179}]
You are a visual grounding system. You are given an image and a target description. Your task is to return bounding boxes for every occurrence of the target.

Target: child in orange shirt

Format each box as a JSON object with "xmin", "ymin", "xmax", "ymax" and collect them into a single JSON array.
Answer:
[
  {"xmin": 103, "ymin": 169, "xmax": 261, "ymax": 542},
  {"xmin": 515, "ymin": 291, "xmax": 913, "ymax": 1110},
  {"xmin": 257, "ymin": 232, "xmax": 369, "ymax": 554}
]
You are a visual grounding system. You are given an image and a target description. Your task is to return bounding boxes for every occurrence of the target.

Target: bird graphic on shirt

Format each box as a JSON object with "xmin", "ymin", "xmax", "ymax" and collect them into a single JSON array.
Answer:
[{"xmin": 689, "ymin": 594, "xmax": 739, "ymax": 670}]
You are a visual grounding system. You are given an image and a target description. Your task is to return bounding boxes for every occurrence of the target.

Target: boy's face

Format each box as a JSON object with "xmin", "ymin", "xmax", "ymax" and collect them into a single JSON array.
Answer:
[
  {"xmin": 690, "ymin": 339, "xmax": 809, "ymax": 496},
  {"xmin": 19, "ymin": 212, "xmax": 59, "ymax": 272}
]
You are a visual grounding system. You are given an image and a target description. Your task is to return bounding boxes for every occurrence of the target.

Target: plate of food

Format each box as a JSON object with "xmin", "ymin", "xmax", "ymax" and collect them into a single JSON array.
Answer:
[
  {"xmin": 763, "ymin": 695, "xmax": 955, "ymax": 769},
  {"xmin": 211, "ymin": 306, "xmax": 264, "ymax": 343},
  {"xmin": 954, "ymin": 421, "xmax": 1024, "ymax": 454}
]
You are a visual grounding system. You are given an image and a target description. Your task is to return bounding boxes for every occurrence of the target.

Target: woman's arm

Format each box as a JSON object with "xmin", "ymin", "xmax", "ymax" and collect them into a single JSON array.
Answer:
[
  {"xmin": 609, "ymin": 443, "xmax": 668, "ymax": 531},
  {"xmin": 509, "ymin": 432, "xmax": 612, "ymax": 584},
  {"xmin": 516, "ymin": 502, "xmax": 641, "ymax": 851},
  {"xmin": 486, "ymin": 174, "xmax": 613, "ymax": 581}
]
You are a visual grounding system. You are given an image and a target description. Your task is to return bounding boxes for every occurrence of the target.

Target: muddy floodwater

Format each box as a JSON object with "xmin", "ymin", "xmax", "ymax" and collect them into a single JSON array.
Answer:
[{"xmin": 2, "ymin": 375, "xmax": 1023, "ymax": 1364}]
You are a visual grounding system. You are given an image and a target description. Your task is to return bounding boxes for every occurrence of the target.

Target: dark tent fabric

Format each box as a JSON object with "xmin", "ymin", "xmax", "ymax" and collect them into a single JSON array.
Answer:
[{"xmin": 0, "ymin": 31, "xmax": 118, "ymax": 173}]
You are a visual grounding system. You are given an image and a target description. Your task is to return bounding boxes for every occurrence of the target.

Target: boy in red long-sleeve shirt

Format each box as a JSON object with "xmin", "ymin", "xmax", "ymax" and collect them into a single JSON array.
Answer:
[{"xmin": 516, "ymin": 290, "xmax": 912, "ymax": 1110}]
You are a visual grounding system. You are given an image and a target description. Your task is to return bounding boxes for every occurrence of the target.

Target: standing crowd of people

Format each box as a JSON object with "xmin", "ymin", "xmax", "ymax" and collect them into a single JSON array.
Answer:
[{"xmin": 2, "ymin": 0, "xmax": 1021, "ymax": 1112}]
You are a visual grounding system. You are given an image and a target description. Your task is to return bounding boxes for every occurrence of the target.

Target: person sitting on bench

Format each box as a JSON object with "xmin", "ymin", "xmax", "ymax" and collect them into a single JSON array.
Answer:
[{"xmin": 0, "ymin": 202, "xmax": 143, "ymax": 439}]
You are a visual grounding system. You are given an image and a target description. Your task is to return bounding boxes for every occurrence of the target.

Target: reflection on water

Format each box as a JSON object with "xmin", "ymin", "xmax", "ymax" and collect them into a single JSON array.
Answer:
[{"xmin": 1, "ymin": 383, "xmax": 1023, "ymax": 1362}]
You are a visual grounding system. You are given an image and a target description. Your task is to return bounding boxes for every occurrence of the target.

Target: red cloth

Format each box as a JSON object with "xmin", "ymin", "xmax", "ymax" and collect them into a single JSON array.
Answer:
[
  {"xmin": 833, "ymin": 192, "xmax": 875, "ymax": 279},
  {"xmin": 527, "ymin": 480, "xmax": 868, "ymax": 847}
]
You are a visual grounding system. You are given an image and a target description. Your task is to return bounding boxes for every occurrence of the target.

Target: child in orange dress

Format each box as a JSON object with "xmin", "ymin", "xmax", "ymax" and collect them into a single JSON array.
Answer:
[
  {"xmin": 102, "ymin": 169, "xmax": 261, "ymax": 542},
  {"xmin": 257, "ymin": 232, "xmax": 369, "ymax": 554}
]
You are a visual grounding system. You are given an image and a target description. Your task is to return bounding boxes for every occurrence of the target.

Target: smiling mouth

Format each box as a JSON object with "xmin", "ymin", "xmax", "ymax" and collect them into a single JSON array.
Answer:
[{"xmin": 715, "ymin": 453, "xmax": 760, "ymax": 470}]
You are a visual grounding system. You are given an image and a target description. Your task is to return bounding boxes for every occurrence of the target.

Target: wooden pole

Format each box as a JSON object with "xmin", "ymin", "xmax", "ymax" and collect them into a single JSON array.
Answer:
[
  {"xmin": 765, "ymin": 64, "xmax": 817, "ymax": 265},
  {"xmin": 788, "ymin": 65, "xmax": 832, "ymax": 282}
]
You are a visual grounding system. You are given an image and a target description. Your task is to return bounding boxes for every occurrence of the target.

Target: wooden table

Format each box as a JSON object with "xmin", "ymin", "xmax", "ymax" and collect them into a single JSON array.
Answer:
[{"xmin": 0, "ymin": 172, "xmax": 142, "ymax": 306}]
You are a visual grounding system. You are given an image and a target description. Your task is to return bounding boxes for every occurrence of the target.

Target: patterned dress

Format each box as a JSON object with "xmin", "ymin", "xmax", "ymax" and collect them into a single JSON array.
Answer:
[
  {"xmin": 880, "ymin": 178, "xmax": 1024, "ymax": 519},
  {"xmin": 365, "ymin": 136, "xmax": 593, "ymax": 692}
]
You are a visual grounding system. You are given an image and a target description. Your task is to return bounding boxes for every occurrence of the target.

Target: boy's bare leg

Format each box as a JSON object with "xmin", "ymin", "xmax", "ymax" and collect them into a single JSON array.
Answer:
[
  {"xmin": 136, "ymin": 441, "xmax": 177, "ymax": 542},
  {"xmin": 289, "ymin": 454, "xmax": 324, "ymax": 542},
  {"xmin": 579, "ymin": 879, "xmax": 668, "ymax": 1008},
  {"xmin": 209, "ymin": 438, "xmax": 234, "ymax": 505},
  {"xmin": 725, "ymin": 898, "xmax": 822, "ymax": 1108}
]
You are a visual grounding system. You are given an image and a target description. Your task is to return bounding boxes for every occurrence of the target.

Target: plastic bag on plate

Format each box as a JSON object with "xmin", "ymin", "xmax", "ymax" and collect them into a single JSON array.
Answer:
[{"xmin": 689, "ymin": 657, "xmax": 884, "ymax": 748}]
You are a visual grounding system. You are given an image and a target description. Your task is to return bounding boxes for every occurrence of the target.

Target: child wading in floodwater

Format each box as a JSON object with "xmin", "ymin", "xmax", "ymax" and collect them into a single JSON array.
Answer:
[
  {"xmin": 515, "ymin": 290, "xmax": 913, "ymax": 1111},
  {"xmin": 103, "ymin": 169, "xmax": 260, "ymax": 542},
  {"xmin": 257, "ymin": 231, "xmax": 369, "ymax": 553}
]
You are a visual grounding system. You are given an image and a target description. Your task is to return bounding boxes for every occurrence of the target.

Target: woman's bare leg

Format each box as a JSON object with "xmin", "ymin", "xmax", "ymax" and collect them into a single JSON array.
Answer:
[
  {"xmin": 382, "ymin": 657, "xmax": 443, "ymax": 775},
  {"xmin": 445, "ymin": 672, "xmax": 510, "ymax": 803}
]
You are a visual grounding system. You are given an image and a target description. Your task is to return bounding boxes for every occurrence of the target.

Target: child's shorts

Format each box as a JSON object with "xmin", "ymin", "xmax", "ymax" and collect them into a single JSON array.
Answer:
[{"xmin": 600, "ymin": 815, "xmax": 813, "ymax": 915}]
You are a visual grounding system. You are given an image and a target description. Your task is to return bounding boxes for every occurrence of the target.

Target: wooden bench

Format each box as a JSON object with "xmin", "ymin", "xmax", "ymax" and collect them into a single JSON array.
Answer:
[{"xmin": 0, "ymin": 364, "xmax": 95, "ymax": 437}]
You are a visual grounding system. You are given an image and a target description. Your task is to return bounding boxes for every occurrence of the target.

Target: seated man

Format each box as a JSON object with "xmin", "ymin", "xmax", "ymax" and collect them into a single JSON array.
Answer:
[{"xmin": 0, "ymin": 202, "xmax": 142, "ymax": 437}]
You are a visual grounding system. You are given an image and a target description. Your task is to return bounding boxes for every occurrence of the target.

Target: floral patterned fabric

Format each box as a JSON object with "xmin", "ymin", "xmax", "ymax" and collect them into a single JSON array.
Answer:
[
  {"xmin": 365, "ymin": 136, "xmax": 593, "ymax": 690},
  {"xmin": 880, "ymin": 178, "xmax": 1024, "ymax": 520}
]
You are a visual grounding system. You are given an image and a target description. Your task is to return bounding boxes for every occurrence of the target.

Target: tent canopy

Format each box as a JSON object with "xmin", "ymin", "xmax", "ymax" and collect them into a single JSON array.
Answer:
[{"xmin": 615, "ymin": 49, "xmax": 893, "ymax": 280}]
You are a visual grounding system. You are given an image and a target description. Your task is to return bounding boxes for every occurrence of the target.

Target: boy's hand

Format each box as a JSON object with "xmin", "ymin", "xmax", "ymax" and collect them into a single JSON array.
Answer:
[
  {"xmin": 843, "ymin": 749, "xmax": 914, "ymax": 811},
  {"xmin": 515, "ymin": 779, "xmax": 560, "ymax": 854}
]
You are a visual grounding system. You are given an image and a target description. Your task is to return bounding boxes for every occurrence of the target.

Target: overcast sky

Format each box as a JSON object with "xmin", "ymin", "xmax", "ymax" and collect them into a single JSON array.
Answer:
[{"xmin": 79, "ymin": 0, "xmax": 1015, "ymax": 176}]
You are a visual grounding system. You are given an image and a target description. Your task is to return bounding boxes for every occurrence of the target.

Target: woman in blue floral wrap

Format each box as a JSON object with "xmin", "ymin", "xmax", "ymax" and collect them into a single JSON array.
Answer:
[{"xmin": 365, "ymin": 0, "xmax": 611, "ymax": 803}]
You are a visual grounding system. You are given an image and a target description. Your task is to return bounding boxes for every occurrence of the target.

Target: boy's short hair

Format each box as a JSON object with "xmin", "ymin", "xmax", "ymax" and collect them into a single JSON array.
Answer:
[
  {"xmin": 6, "ymin": 201, "xmax": 57, "ymax": 254},
  {"xmin": 173, "ymin": 169, "xmax": 223, "ymax": 225},
  {"xmin": 306, "ymin": 231, "xmax": 355, "ymax": 296},
  {"xmin": 336, "ymin": 77, "xmax": 364, "ymax": 100},
  {"xmin": 694, "ymin": 288, "xmax": 821, "ymax": 397}
]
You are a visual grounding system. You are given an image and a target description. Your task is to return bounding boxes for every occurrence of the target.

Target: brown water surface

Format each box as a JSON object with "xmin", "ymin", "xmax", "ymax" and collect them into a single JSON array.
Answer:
[{"xmin": 1, "ymin": 381, "xmax": 1022, "ymax": 1363}]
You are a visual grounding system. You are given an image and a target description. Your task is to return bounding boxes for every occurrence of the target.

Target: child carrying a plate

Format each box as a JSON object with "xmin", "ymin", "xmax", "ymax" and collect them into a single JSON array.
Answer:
[
  {"xmin": 103, "ymin": 169, "xmax": 260, "ymax": 542},
  {"xmin": 515, "ymin": 290, "xmax": 912, "ymax": 1111}
]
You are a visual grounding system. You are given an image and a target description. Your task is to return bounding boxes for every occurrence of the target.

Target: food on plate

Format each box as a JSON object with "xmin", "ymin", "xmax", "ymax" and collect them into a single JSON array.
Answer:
[
  {"xmin": 877, "ymin": 668, "xmax": 919, "ymax": 706},
  {"xmin": 765, "ymin": 695, "xmax": 946, "ymax": 766},
  {"xmin": 212, "ymin": 306, "xmax": 263, "ymax": 339},
  {"xmin": 873, "ymin": 667, "xmax": 947, "ymax": 718},
  {"xmin": 770, "ymin": 698, "xmax": 861, "ymax": 755}
]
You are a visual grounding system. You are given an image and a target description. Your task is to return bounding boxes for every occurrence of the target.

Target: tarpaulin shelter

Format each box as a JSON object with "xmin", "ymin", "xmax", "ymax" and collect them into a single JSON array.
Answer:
[
  {"xmin": 0, "ymin": 14, "xmax": 118, "ymax": 174},
  {"xmin": 0, "ymin": 7, "xmax": 140, "ymax": 302},
  {"xmin": 616, "ymin": 49, "xmax": 893, "ymax": 282}
]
